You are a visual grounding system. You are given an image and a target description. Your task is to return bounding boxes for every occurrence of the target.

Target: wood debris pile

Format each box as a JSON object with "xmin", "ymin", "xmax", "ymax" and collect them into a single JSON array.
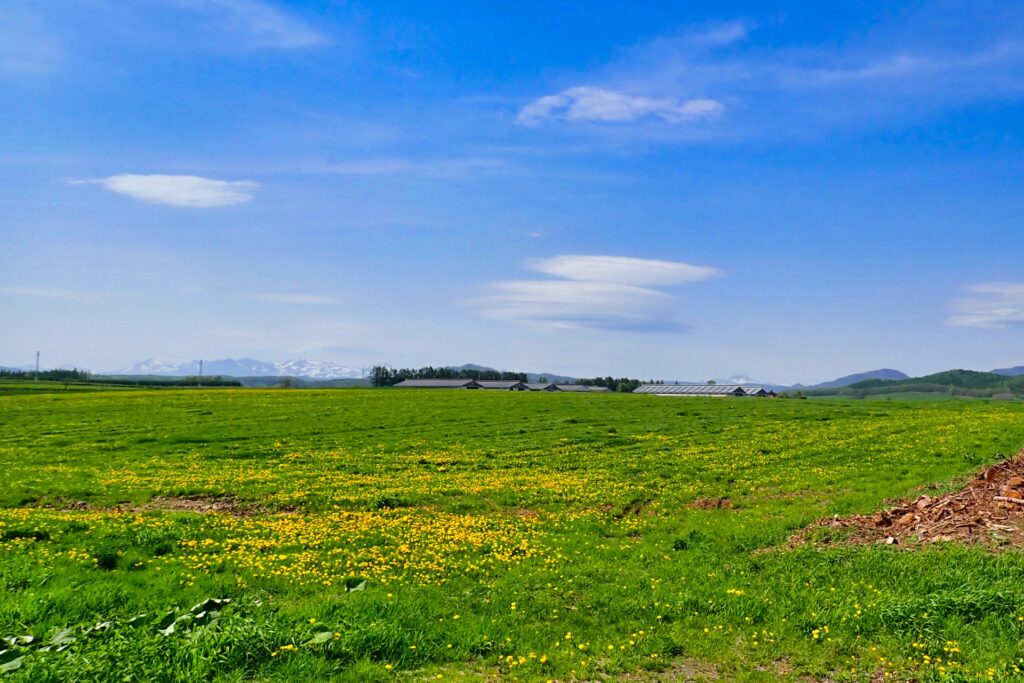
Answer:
[{"xmin": 791, "ymin": 450, "xmax": 1024, "ymax": 549}]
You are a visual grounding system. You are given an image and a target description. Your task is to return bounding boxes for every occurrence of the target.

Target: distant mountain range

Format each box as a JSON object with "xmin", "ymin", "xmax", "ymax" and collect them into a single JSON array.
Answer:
[
  {"xmin": 7, "ymin": 358, "xmax": 1023, "ymax": 388},
  {"xmin": 805, "ymin": 368, "xmax": 909, "ymax": 389},
  {"xmin": 114, "ymin": 358, "xmax": 364, "ymax": 380}
]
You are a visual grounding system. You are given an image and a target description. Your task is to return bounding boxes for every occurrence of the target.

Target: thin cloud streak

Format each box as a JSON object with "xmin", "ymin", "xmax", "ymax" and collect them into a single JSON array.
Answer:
[
  {"xmin": 245, "ymin": 292, "xmax": 341, "ymax": 305},
  {"xmin": 470, "ymin": 280, "xmax": 673, "ymax": 331},
  {"xmin": 687, "ymin": 20, "xmax": 753, "ymax": 47},
  {"xmin": 1, "ymin": 286, "xmax": 115, "ymax": 302},
  {"xmin": 170, "ymin": 0, "xmax": 328, "ymax": 49},
  {"xmin": 524, "ymin": 255, "xmax": 723, "ymax": 285},
  {"xmin": 0, "ymin": 7, "xmax": 63, "ymax": 77},
  {"xmin": 948, "ymin": 283, "xmax": 1024, "ymax": 328},
  {"xmin": 319, "ymin": 157, "xmax": 504, "ymax": 178}
]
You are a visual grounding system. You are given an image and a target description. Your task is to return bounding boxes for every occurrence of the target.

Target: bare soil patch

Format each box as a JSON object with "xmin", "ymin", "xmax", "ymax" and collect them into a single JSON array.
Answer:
[
  {"xmin": 138, "ymin": 496, "xmax": 267, "ymax": 517},
  {"xmin": 687, "ymin": 497, "xmax": 732, "ymax": 510},
  {"xmin": 790, "ymin": 450, "xmax": 1024, "ymax": 549},
  {"xmin": 617, "ymin": 658, "xmax": 719, "ymax": 681}
]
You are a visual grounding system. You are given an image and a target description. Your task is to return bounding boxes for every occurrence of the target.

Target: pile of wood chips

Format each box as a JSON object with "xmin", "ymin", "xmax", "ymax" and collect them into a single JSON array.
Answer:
[{"xmin": 791, "ymin": 450, "xmax": 1024, "ymax": 549}]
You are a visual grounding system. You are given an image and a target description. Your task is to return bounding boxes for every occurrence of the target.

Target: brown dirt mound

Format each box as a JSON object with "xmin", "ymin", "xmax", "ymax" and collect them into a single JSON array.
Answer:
[{"xmin": 790, "ymin": 450, "xmax": 1024, "ymax": 549}]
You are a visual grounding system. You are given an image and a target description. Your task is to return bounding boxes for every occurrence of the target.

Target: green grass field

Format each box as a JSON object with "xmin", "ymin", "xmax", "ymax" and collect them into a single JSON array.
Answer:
[{"xmin": 2, "ymin": 390, "xmax": 1024, "ymax": 681}]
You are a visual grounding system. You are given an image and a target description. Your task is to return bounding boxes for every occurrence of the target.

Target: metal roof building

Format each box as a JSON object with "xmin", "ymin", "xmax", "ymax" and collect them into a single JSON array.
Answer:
[
  {"xmin": 394, "ymin": 379, "xmax": 482, "ymax": 389},
  {"xmin": 554, "ymin": 384, "xmax": 610, "ymax": 392},
  {"xmin": 524, "ymin": 382, "xmax": 558, "ymax": 391},
  {"xmin": 633, "ymin": 384, "xmax": 746, "ymax": 397},
  {"xmin": 476, "ymin": 380, "xmax": 528, "ymax": 390}
]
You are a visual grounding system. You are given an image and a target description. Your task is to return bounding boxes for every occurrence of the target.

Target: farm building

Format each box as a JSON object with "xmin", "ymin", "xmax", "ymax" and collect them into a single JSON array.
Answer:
[
  {"xmin": 633, "ymin": 384, "xmax": 747, "ymax": 397},
  {"xmin": 393, "ymin": 379, "xmax": 612, "ymax": 392},
  {"xmin": 743, "ymin": 387, "xmax": 776, "ymax": 397},
  {"xmin": 476, "ymin": 380, "xmax": 528, "ymax": 391},
  {"xmin": 394, "ymin": 379, "xmax": 482, "ymax": 389}
]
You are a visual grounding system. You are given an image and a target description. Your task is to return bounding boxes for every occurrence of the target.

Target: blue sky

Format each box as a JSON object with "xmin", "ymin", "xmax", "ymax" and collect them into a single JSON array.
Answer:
[{"xmin": 2, "ymin": 0, "xmax": 1023, "ymax": 383}]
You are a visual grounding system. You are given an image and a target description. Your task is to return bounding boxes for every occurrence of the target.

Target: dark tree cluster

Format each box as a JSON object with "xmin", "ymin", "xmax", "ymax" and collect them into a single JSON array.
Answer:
[
  {"xmin": 0, "ymin": 368, "xmax": 91, "ymax": 382},
  {"xmin": 370, "ymin": 366, "xmax": 527, "ymax": 387},
  {"xmin": 575, "ymin": 376, "xmax": 643, "ymax": 393},
  {"xmin": 0, "ymin": 368, "xmax": 241, "ymax": 388}
]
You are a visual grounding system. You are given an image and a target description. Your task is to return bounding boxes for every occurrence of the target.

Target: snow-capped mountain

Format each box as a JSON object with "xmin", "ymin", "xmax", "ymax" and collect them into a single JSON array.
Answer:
[
  {"xmin": 114, "ymin": 358, "xmax": 362, "ymax": 379},
  {"xmin": 273, "ymin": 360, "xmax": 362, "ymax": 379}
]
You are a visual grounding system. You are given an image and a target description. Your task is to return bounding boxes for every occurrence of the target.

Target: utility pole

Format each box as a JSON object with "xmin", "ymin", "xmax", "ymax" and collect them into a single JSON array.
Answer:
[
  {"xmin": 35, "ymin": 351, "xmax": 40, "ymax": 381},
  {"xmin": 198, "ymin": 359, "xmax": 203, "ymax": 387}
]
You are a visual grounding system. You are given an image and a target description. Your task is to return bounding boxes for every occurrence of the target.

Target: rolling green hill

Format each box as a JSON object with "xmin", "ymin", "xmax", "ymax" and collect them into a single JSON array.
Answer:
[{"xmin": 806, "ymin": 369, "xmax": 1024, "ymax": 399}]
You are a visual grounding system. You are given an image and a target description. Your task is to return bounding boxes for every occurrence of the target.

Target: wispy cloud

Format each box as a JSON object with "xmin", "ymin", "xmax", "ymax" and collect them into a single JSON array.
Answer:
[
  {"xmin": 778, "ymin": 43, "xmax": 1024, "ymax": 88},
  {"xmin": 1, "ymin": 286, "xmax": 110, "ymax": 302},
  {"xmin": 688, "ymin": 20, "xmax": 752, "ymax": 47},
  {"xmin": 517, "ymin": 86, "xmax": 722, "ymax": 126},
  {"xmin": 74, "ymin": 174, "xmax": 258, "ymax": 208},
  {"xmin": 318, "ymin": 157, "xmax": 504, "ymax": 179},
  {"xmin": 170, "ymin": 0, "xmax": 328, "ymax": 49},
  {"xmin": 948, "ymin": 283, "xmax": 1024, "ymax": 328},
  {"xmin": 0, "ymin": 8, "xmax": 62, "ymax": 78},
  {"xmin": 468, "ymin": 255, "xmax": 722, "ymax": 332},
  {"xmin": 518, "ymin": 9, "xmax": 1024, "ymax": 140},
  {"xmin": 245, "ymin": 292, "xmax": 341, "ymax": 305}
]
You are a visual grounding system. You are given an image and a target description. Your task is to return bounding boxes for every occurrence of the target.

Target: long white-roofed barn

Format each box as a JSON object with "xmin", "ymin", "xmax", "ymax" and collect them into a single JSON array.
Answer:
[
  {"xmin": 476, "ymin": 380, "xmax": 528, "ymax": 391},
  {"xmin": 633, "ymin": 384, "xmax": 746, "ymax": 397}
]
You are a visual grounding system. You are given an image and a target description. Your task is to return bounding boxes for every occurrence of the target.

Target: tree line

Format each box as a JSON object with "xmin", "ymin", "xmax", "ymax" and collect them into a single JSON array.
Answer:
[
  {"xmin": 0, "ymin": 368, "xmax": 241, "ymax": 387},
  {"xmin": 370, "ymin": 366, "xmax": 528, "ymax": 387},
  {"xmin": 369, "ymin": 366, "xmax": 642, "ymax": 391},
  {"xmin": 575, "ymin": 377, "xmax": 643, "ymax": 393}
]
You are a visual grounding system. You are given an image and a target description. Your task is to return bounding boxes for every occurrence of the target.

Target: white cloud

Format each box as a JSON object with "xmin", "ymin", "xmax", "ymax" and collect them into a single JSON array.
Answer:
[
  {"xmin": 524, "ymin": 254, "xmax": 723, "ymax": 286},
  {"xmin": 948, "ymin": 283, "xmax": 1024, "ymax": 328},
  {"xmin": 172, "ymin": 0, "xmax": 327, "ymax": 49},
  {"xmin": 76, "ymin": 174, "xmax": 258, "ymax": 208},
  {"xmin": 517, "ymin": 86, "xmax": 723, "ymax": 126},
  {"xmin": 246, "ymin": 292, "xmax": 341, "ymax": 305},
  {"xmin": 468, "ymin": 254, "xmax": 722, "ymax": 332}
]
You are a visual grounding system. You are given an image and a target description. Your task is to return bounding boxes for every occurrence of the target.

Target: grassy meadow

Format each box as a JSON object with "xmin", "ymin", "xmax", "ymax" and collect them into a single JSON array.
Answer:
[{"xmin": 2, "ymin": 389, "xmax": 1024, "ymax": 681}]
